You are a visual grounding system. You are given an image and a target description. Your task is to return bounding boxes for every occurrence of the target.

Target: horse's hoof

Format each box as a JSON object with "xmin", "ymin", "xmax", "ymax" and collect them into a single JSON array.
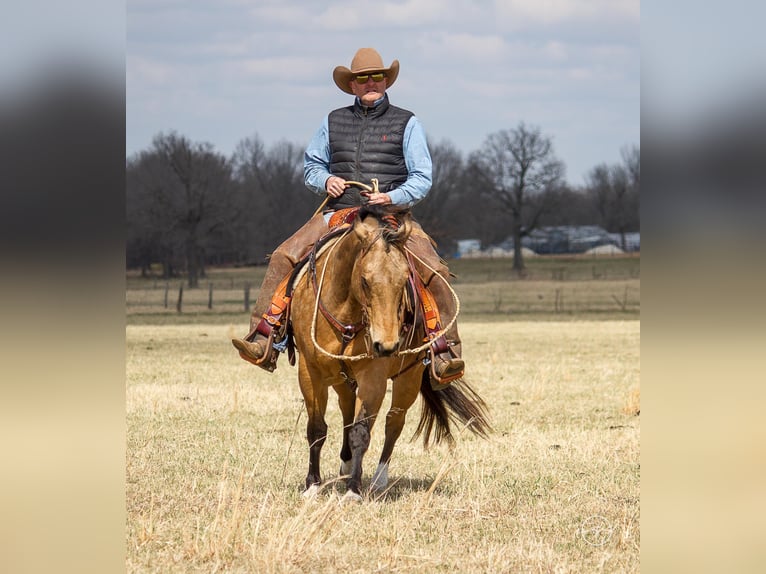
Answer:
[
  {"xmin": 340, "ymin": 490, "xmax": 363, "ymax": 505},
  {"xmin": 302, "ymin": 484, "xmax": 320, "ymax": 500},
  {"xmin": 370, "ymin": 462, "xmax": 389, "ymax": 492}
]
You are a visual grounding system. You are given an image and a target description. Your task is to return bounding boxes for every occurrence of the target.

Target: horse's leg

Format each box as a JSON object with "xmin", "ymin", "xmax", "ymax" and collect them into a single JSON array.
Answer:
[
  {"xmin": 372, "ymin": 366, "xmax": 423, "ymax": 492},
  {"xmin": 298, "ymin": 359, "xmax": 328, "ymax": 498},
  {"xmin": 343, "ymin": 374, "xmax": 387, "ymax": 502},
  {"xmin": 334, "ymin": 381, "xmax": 356, "ymax": 477}
]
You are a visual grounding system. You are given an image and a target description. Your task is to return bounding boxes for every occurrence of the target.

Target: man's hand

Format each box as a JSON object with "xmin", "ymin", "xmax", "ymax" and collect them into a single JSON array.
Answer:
[
  {"xmin": 361, "ymin": 191, "xmax": 393, "ymax": 206},
  {"xmin": 325, "ymin": 176, "xmax": 347, "ymax": 198}
]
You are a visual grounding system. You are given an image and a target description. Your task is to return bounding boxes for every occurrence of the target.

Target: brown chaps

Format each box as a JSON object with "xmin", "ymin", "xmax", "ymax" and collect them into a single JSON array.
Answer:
[{"xmin": 248, "ymin": 213, "xmax": 461, "ymax": 358}]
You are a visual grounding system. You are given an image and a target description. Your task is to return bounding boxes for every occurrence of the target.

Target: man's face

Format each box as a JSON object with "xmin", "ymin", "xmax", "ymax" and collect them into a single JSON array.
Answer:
[{"xmin": 349, "ymin": 73, "xmax": 387, "ymax": 106}]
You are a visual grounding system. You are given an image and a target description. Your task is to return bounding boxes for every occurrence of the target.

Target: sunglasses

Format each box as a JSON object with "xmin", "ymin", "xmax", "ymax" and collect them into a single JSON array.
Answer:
[{"xmin": 354, "ymin": 73, "xmax": 386, "ymax": 84}]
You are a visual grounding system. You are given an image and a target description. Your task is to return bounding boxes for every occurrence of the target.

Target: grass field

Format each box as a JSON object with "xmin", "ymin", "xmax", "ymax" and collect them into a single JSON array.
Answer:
[{"xmin": 126, "ymin": 257, "xmax": 640, "ymax": 573}]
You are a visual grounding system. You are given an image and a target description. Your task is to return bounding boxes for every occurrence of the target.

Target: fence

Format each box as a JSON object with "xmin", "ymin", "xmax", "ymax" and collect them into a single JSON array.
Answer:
[{"xmin": 125, "ymin": 277, "xmax": 640, "ymax": 320}]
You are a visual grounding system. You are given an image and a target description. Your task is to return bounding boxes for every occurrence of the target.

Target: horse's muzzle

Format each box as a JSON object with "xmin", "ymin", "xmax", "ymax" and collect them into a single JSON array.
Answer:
[{"xmin": 372, "ymin": 341, "xmax": 398, "ymax": 357}]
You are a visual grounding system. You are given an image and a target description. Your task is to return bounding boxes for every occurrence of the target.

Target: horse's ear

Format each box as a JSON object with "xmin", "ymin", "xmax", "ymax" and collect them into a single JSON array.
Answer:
[
  {"xmin": 399, "ymin": 213, "xmax": 412, "ymax": 239},
  {"xmin": 384, "ymin": 211, "xmax": 412, "ymax": 245}
]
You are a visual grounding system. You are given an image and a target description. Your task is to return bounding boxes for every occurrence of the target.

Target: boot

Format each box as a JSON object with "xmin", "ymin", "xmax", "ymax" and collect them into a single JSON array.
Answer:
[
  {"xmin": 428, "ymin": 335, "xmax": 464, "ymax": 390},
  {"xmin": 232, "ymin": 328, "xmax": 280, "ymax": 373},
  {"xmin": 232, "ymin": 273, "xmax": 291, "ymax": 372},
  {"xmin": 234, "ymin": 213, "xmax": 329, "ymax": 373},
  {"xmin": 432, "ymin": 351, "xmax": 465, "ymax": 386}
]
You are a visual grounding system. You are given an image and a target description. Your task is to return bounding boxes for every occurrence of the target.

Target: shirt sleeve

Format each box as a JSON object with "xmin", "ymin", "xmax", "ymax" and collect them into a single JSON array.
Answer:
[
  {"xmin": 385, "ymin": 116, "xmax": 433, "ymax": 208},
  {"xmin": 303, "ymin": 116, "xmax": 332, "ymax": 196}
]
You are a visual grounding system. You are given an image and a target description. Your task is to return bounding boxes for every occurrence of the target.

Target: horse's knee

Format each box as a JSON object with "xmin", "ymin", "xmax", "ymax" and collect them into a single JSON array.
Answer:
[
  {"xmin": 307, "ymin": 420, "xmax": 328, "ymax": 448},
  {"xmin": 349, "ymin": 419, "xmax": 370, "ymax": 453}
]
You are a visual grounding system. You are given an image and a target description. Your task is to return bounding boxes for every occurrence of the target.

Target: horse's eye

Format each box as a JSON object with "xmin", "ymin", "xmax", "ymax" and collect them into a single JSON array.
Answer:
[{"xmin": 361, "ymin": 277, "xmax": 370, "ymax": 292}]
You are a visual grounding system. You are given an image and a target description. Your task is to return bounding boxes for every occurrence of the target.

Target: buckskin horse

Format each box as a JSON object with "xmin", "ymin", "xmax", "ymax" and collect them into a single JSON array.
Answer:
[{"xmin": 286, "ymin": 206, "xmax": 491, "ymax": 502}]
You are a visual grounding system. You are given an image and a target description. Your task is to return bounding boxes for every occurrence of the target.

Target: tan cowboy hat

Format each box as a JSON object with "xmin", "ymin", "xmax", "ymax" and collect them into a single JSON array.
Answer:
[{"xmin": 333, "ymin": 48, "xmax": 400, "ymax": 95}]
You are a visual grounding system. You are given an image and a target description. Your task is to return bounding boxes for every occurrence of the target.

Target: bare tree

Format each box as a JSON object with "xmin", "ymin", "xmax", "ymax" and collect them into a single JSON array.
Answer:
[
  {"xmin": 127, "ymin": 150, "xmax": 181, "ymax": 278},
  {"xmin": 412, "ymin": 139, "xmax": 466, "ymax": 253},
  {"xmin": 586, "ymin": 145, "xmax": 640, "ymax": 250},
  {"xmin": 230, "ymin": 135, "xmax": 316, "ymax": 263},
  {"xmin": 127, "ymin": 132, "xmax": 233, "ymax": 287},
  {"xmin": 469, "ymin": 122, "xmax": 565, "ymax": 273},
  {"xmin": 540, "ymin": 183, "xmax": 599, "ymax": 227}
]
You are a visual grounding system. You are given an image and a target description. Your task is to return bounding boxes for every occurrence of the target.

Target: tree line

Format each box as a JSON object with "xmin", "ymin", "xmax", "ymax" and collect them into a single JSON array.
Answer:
[{"xmin": 127, "ymin": 122, "xmax": 639, "ymax": 286}]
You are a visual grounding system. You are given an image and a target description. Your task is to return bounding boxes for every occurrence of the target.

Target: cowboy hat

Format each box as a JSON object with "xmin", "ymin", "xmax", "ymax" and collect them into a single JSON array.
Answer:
[{"xmin": 333, "ymin": 48, "xmax": 400, "ymax": 94}]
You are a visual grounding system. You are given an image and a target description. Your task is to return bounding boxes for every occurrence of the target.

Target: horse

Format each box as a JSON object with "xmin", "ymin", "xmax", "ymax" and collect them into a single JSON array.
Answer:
[{"xmin": 288, "ymin": 208, "xmax": 491, "ymax": 502}]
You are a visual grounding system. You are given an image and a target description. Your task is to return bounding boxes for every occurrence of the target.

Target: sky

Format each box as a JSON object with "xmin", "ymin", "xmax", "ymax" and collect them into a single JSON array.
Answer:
[{"xmin": 126, "ymin": 0, "xmax": 640, "ymax": 187}]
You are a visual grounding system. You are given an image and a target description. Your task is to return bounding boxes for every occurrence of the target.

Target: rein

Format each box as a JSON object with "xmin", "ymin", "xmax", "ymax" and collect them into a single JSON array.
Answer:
[{"xmin": 311, "ymin": 178, "xmax": 380, "ymax": 218}]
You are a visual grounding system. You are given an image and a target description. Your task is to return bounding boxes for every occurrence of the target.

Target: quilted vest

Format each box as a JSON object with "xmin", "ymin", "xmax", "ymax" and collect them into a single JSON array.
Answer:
[{"xmin": 326, "ymin": 95, "xmax": 413, "ymax": 211}]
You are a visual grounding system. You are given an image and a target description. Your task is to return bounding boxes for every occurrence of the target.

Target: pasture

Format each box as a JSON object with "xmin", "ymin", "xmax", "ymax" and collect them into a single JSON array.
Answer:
[{"xmin": 126, "ymin": 256, "xmax": 640, "ymax": 573}]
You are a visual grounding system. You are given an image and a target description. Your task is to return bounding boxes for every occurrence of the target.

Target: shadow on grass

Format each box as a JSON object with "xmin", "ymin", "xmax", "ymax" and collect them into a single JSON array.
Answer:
[
  {"xmin": 368, "ymin": 476, "xmax": 439, "ymax": 501},
  {"xmin": 297, "ymin": 474, "xmax": 440, "ymax": 503}
]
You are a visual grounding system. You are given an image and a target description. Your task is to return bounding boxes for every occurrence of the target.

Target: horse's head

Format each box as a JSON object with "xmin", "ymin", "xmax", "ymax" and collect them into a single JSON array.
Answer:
[{"xmin": 351, "ymin": 212, "xmax": 413, "ymax": 357}]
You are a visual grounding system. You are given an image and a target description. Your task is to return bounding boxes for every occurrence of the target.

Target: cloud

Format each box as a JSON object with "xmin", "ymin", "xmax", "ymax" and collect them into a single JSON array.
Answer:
[
  {"xmin": 247, "ymin": 2, "xmax": 313, "ymax": 28},
  {"xmin": 416, "ymin": 32, "xmax": 508, "ymax": 65},
  {"xmin": 126, "ymin": 56, "xmax": 176, "ymax": 86},
  {"xmin": 495, "ymin": 0, "xmax": 639, "ymax": 24},
  {"xmin": 225, "ymin": 55, "xmax": 325, "ymax": 82},
  {"xmin": 544, "ymin": 41, "xmax": 569, "ymax": 62},
  {"xmin": 311, "ymin": 0, "xmax": 461, "ymax": 29}
]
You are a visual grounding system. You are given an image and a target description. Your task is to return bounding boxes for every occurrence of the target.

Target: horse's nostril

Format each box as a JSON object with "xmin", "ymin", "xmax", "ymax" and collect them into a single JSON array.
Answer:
[{"xmin": 373, "ymin": 341, "xmax": 395, "ymax": 357}]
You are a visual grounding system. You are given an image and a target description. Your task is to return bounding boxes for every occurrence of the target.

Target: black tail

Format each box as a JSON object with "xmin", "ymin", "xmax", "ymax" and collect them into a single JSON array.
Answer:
[{"xmin": 414, "ymin": 371, "xmax": 493, "ymax": 448}]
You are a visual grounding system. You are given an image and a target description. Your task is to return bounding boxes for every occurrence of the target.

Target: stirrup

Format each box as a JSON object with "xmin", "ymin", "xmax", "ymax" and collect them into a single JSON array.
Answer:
[
  {"xmin": 240, "ymin": 319, "xmax": 283, "ymax": 372},
  {"xmin": 427, "ymin": 336, "xmax": 464, "ymax": 389}
]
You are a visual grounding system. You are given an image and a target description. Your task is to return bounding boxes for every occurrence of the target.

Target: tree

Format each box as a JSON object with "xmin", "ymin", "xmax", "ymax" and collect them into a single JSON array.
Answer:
[
  {"xmin": 585, "ymin": 145, "xmax": 640, "ymax": 250},
  {"xmin": 539, "ymin": 183, "xmax": 599, "ymax": 227},
  {"xmin": 230, "ymin": 135, "xmax": 316, "ymax": 264},
  {"xmin": 126, "ymin": 132, "xmax": 234, "ymax": 287},
  {"xmin": 412, "ymin": 140, "xmax": 466, "ymax": 254},
  {"xmin": 469, "ymin": 122, "xmax": 565, "ymax": 273}
]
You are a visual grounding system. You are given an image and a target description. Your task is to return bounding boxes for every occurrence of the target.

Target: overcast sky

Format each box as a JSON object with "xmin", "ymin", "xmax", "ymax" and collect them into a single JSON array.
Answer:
[{"xmin": 127, "ymin": 0, "xmax": 640, "ymax": 186}]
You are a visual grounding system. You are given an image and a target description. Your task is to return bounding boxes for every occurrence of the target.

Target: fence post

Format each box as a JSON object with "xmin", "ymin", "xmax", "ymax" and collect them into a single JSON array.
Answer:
[
  {"xmin": 208, "ymin": 282, "xmax": 213, "ymax": 310},
  {"xmin": 244, "ymin": 282, "xmax": 251, "ymax": 312},
  {"xmin": 176, "ymin": 284, "xmax": 184, "ymax": 313}
]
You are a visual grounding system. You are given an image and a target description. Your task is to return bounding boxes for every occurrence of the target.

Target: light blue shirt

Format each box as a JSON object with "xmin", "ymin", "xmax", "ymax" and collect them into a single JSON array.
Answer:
[{"xmin": 304, "ymin": 97, "xmax": 432, "ymax": 209}]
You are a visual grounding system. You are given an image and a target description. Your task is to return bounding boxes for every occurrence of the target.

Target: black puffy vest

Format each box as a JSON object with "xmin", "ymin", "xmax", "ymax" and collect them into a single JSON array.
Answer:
[{"xmin": 326, "ymin": 95, "xmax": 413, "ymax": 211}]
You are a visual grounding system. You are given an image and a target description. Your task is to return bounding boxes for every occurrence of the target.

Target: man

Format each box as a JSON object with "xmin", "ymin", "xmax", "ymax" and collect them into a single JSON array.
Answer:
[{"xmin": 232, "ymin": 47, "xmax": 464, "ymax": 387}]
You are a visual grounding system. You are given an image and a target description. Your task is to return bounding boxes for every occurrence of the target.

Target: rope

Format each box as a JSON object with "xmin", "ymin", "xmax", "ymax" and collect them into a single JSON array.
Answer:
[{"xmin": 311, "ymin": 179, "xmax": 379, "ymax": 218}]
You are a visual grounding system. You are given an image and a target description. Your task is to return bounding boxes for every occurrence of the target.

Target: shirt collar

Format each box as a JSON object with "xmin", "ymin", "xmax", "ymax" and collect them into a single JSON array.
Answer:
[{"xmin": 355, "ymin": 94, "xmax": 387, "ymax": 109}]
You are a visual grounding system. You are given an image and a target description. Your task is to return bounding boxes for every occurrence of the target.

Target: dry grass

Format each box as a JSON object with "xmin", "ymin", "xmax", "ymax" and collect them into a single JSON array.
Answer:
[{"xmin": 126, "ymin": 320, "xmax": 639, "ymax": 573}]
